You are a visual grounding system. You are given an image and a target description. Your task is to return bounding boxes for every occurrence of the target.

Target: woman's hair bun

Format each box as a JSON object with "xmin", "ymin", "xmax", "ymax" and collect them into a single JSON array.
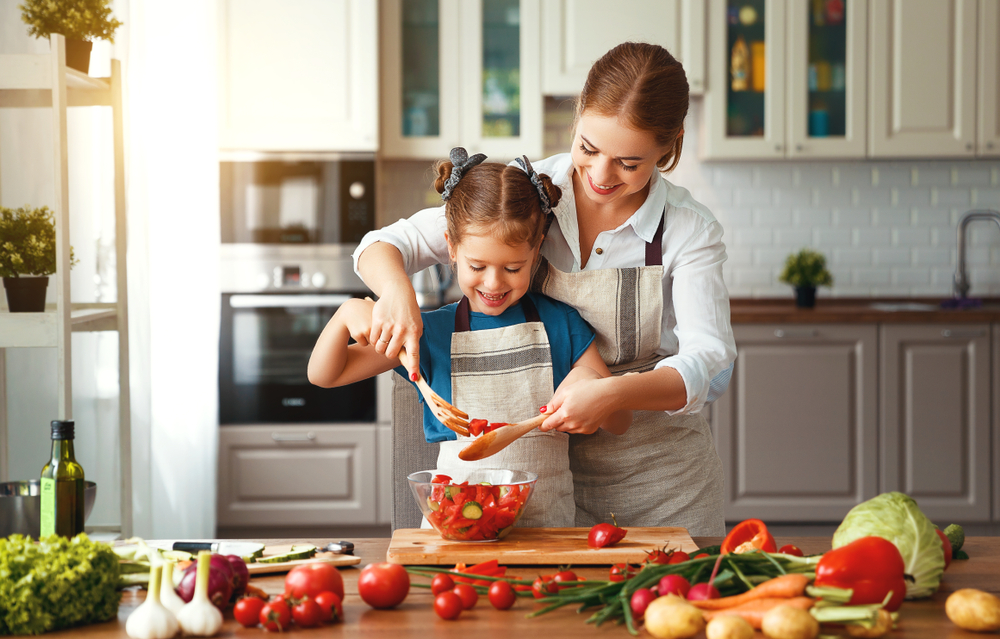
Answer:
[{"xmin": 433, "ymin": 161, "xmax": 455, "ymax": 194}]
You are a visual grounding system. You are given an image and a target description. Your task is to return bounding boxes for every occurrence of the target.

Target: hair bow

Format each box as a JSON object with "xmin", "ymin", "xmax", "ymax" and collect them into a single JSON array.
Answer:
[
  {"xmin": 514, "ymin": 155, "xmax": 551, "ymax": 215},
  {"xmin": 442, "ymin": 147, "xmax": 488, "ymax": 201}
]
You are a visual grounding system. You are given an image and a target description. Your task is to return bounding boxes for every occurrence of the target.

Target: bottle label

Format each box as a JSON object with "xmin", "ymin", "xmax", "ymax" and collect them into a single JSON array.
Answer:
[{"xmin": 40, "ymin": 477, "xmax": 56, "ymax": 537}]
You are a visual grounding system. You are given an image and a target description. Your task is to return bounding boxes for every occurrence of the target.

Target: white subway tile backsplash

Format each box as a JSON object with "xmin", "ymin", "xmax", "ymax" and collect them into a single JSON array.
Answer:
[
  {"xmin": 894, "ymin": 188, "xmax": 932, "ymax": 206},
  {"xmin": 834, "ymin": 166, "xmax": 874, "ymax": 187},
  {"xmin": 971, "ymin": 266, "xmax": 1000, "ymax": 284},
  {"xmin": 912, "ymin": 165, "xmax": 952, "ymax": 187},
  {"xmin": 833, "ymin": 209, "xmax": 872, "ymax": 227},
  {"xmin": 694, "ymin": 187, "xmax": 732, "ymax": 207},
  {"xmin": 954, "ymin": 166, "xmax": 993, "ymax": 186},
  {"xmin": 931, "ymin": 268, "xmax": 956, "ymax": 286},
  {"xmin": 753, "ymin": 166, "xmax": 794, "ymax": 188},
  {"xmin": 774, "ymin": 189, "xmax": 815, "ymax": 207},
  {"xmin": 793, "ymin": 166, "xmax": 834, "ymax": 187},
  {"xmin": 964, "ymin": 247, "xmax": 991, "ymax": 265},
  {"xmin": 973, "ymin": 188, "xmax": 1000, "ymax": 207},
  {"xmin": 734, "ymin": 268, "xmax": 776, "ymax": 286},
  {"xmin": 714, "ymin": 207, "xmax": 753, "ymax": 227},
  {"xmin": 856, "ymin": 188, "xmax": 893, "ymax": 207},
  {"xmin": 873, "ymin": 208, "xmax": 912, "ymax": 227},
  {"xmin": 815, "ymin": 228, "xmax": 852, "ymax": 246},
  {"xmin": 833, "ymin": 248, "xmax": 873, "ymax": 266},
  {"xmin": 735, "ymin": 228, "xmax": 773, "ymax": 246},
  {"xmin": 754, "ymin": 248, "xmax": 793, "ymax": 265},
  {"xmin": 853, "ymin": 268, "xmax": 891, "ymax": 285},
  {"xmin": 714, "ymin": 167, "xmax": 753, "ymax": 187},
  {"xmin": 853, "ymin": 228, "xmax": 891, "ymax": 246},
  {"xmin": 726, "ymin": 248, "xmax": 753, "ymax": 265},
  {"xmin": 873, "ymin": 166, "xmax": 913, "ymax": 187},
  {"xmin": 893, "ymin": 228, "xmax": 931, "ymax": 246},
  {"xmin": 816, "ymin": 188, "xmax": 855, "ymax": 207},
  {"xmin": 913, "ymin": 208, "xmax": 952, "ymax": 226},
  {"xmin": 795, "ymin": 208, "xmax": 832, "ymax": 226},
  {"xmin": 734, "ymin": 189, "xmax": 773, "ymax": 206},
  {"xmin": 874, "ymin": 248, "xmax": 912, "ymax": 266},
  {"xmin": 971, "ymin": 225, "xmax": 1000, "ymax": 245},
  {"xmin": 753, "ymin": 208, "xmax": 793, "ymax": 226},
  {"xmin": 933, "ymin": 188, "xmax": 972, "ymax": 207},
  {"xmin": 913, "ymin": 248, "xmax": 952, "ymax": 266},
  {"xmin": 773, "ymin": 228, "xmax": 812, "ymax": 247}
]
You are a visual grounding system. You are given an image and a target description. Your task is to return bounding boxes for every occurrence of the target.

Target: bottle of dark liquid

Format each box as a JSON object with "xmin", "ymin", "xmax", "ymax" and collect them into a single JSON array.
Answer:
[{"xmin": 39, "ymin": 420, "xmax": 85, "ymax": 538}]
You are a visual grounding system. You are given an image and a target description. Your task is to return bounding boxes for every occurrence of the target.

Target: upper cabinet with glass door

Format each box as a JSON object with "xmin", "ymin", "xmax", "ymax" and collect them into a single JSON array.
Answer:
[{"xmin": 381, "ymin": 0, "xmax": 542, "ymax": 159}]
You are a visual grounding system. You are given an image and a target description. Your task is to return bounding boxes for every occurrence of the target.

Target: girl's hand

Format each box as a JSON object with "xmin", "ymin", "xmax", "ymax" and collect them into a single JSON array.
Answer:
[
  {"xmin": 539, "ymin": 377, "xmax": 616, "ymax": 435},
  {"xmin": 368, "ymin": 284, "xmax": 424, "ymax": 378}
]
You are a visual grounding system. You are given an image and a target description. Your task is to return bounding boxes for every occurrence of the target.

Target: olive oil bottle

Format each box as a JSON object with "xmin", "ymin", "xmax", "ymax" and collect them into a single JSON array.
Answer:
[{"xmin": 39, "ymin": 420, "xmax": 85, "ymax": 538}]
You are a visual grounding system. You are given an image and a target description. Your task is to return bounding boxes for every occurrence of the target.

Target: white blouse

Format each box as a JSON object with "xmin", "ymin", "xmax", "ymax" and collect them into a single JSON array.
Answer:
[{"xmin": 353, "ymin": 153, "xmax": 737, "ymax": 415}]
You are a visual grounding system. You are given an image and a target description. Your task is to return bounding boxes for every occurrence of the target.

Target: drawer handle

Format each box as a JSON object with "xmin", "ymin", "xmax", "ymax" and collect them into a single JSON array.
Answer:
[
  {"xmin": 774, "ymin": 329, "xmax": 819, "ymax": 339},
  {"xmin": 941, "ymin": 329, "xmax": 985, "ymax": 339},
  {"xmin": 271, "ymin": 432, "xmax": 316, "ymax": 442}
]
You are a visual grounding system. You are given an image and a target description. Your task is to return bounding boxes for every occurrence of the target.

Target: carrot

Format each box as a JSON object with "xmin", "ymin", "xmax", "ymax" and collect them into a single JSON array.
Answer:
[
  {"xmin": 702, "ymin": 596, "xmax": 815, "ymax": 629},
  {"xmin": 690, "ymin": 573, "xmax": 810, "ymax": 610}
]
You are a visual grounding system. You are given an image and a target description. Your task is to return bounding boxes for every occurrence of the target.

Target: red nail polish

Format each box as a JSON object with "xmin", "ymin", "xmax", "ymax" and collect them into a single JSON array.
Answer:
[
  {"xmin": 411, "ymin": 372, "xmax": 419, "ymax": 382},
  {"xmin": 539, "ymin": 406, "xmax": 547, "ymax": 413}
]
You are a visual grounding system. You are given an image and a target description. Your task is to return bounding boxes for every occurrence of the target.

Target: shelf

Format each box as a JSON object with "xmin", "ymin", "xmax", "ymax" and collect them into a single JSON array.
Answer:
[
  {"xmin": 0, "ymin": 303, "xmax": 121, "ymax": 348},
  {"xmin": 0, "ymin": 53, "xmax": 112, "ymax": 108}
]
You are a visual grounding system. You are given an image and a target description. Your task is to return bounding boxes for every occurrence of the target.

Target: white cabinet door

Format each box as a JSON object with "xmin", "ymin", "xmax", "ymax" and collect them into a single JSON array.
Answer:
[
  {"xmin": 979, "ymin": 0, "xmax": 1000, "ymax": 157},
  {"xmin": 540, "ymin": 0, "xmax": 681, "ymax": 96},
  {"xmin": 868, "ymin": 0, "xmax": 977, "ymax": 158},
  {"xmin": 218, "ymin": 0, "xmax": 378, "ymax": 151}
]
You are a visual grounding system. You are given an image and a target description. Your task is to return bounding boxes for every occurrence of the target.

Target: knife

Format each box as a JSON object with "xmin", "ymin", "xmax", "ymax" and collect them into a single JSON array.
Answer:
[{"xmin": 168, "ymin": 540, "xmax": 266, "ymax": 556}]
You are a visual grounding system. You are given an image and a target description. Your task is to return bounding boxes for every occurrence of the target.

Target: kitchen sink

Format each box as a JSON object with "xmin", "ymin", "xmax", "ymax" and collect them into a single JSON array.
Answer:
[{"xmin": 868, "ymin": 302, "xmax": 938, "ymax": 312}]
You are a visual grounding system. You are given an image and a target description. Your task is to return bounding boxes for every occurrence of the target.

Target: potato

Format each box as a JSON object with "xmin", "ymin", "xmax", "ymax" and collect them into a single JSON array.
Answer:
[
  {"xmin": 706, "ymin": 614, "xmax": 755, "ymax": 639},
  {"xmin": 845, "ymin": 609, "xmax": 894, "ymax": 638},
  {"xmin": 761, "ymin": 604, "xmax": 819, "ymax": 639},
  {"xmin": 946, "ymin": 588, "xmax": 1000, "ymax": 632},
  {"xmin": 643, "ymin": 596, "xmax": 705, "ymax": 639}
]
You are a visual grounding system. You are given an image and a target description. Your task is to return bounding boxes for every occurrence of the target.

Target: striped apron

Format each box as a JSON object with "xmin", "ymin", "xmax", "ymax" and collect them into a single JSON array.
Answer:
[
  {"xmin": 435, "ymin": 296, "xmax": 575, "ymax": 528},
  {"xmin": 531, "ymin": 213, "xmax": 726, "ymax": 536}
]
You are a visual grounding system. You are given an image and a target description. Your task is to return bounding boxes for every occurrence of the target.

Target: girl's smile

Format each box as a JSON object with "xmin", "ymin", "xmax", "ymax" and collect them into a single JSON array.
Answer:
[{"xmin": 446, "ymin": 230, "xmax": 539, "ymax": 316}]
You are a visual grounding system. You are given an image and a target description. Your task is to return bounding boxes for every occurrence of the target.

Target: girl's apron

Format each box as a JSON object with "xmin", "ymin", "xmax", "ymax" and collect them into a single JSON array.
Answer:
[
  {"xmin": 531, "ymin": 213, "xmax": 726, "ymax": 536},
  {"xmin": 435, "ymin": 296, "xmax": 575, "ymax": 528}
]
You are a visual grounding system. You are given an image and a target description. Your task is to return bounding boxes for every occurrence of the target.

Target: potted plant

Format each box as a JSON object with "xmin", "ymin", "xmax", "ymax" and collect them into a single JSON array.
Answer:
[
  {"xmin": 19, "ymin": 0, "xmax": 123, "ymax": 74},
  {"xmin": 0, "ymin": 206, "xmax": 77, "ymax": 312},
  {"xmin": 778, "ymin": 248, "xmax": 832, "ymax": 308}
]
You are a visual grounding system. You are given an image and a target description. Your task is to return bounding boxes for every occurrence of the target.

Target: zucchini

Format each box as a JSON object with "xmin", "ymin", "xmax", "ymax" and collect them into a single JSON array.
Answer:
[
  {"xmin": 427, "ymin": 497, "xmax": 440, "ymax": 512},
  {"xmin": 256, "ymin": 544, "xmax": 318, "ymax": 564},
  {"xmin": 444, "ymin": 486, "xmax": 460, "ymax": 499},
  {"xmin": 461, "ymin": 501, "xmax": 483, "ymax": 520}
]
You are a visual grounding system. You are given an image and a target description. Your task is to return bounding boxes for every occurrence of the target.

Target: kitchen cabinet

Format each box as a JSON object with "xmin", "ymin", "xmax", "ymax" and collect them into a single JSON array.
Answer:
[
  {"xmin": 379, "ymin": 0, "xmax": 542, "ymax": 159},
  {"xmin": 994, "ymin": 323, "xmax": 1000, "ymax": 520},
  {"xmin": 702, "ymin": 0, "xmax": 868, "ymax": 160},
  {"xmin": 880, "ymin": 324, "xmax": 992, "ymax": 522},
  {"xmin": 868, "ymin": 0, "xmax": 977, "ymax": 158},
  {"xmin": 217, "ymin": 0, "xmax": 378, "ymax": 151},
  {"xmin": 979, "ymin": 0, "xmax": 1000, "ymax": 157},
  {"xmin": 712, "ymin": 324, "xmax": 879, "ymax": 521},
  {"xmin": 539, "ymin": 1, "xmax": 707, "ymax": 96}
]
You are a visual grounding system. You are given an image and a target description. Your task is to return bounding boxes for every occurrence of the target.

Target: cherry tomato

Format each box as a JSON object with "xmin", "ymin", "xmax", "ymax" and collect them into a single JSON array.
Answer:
[
  {"xmin": 488, "ymin": 580, "xmax": 517, "ymax": 610},
  {"xmin": 693, "ymin": 553, "xmax": 710, "ymax": 559},
  {"xmin": 285, "ymin": 563, "xmax": 345, "ymax": 601},
  {"xmin": 609, "ymin": 563, "xmax": 638, "ymax": 582},
  {"xmin": 314, "ymin": 591, "xmax": 343, "ymax": 623},
  {"xmin": 587, "ymin": 515, "xmax": 627, "ymax": 549},
  {"xmin": 452, "ymin": 583, "xmax": 479, "ymax": 609},
  {"xmin": 936, "ymin": 529, "xmax": 953, "ymax": 570},
  {"xmin": 434, "ymin": 591, "xmax": 463, "ymax": 620},
  {"xmin": 667, "ymin": 551, "xmax": 691, "ymax": 564},
  {"xmin": 259, "ymin": 597, "xmax": 291, "ymax": 632},
  {"xmin": 779, "ymin": 544, "xmax": 804, "ymax": 557},
  {"xmin": 291, "ymin": 597, "xmax": 324, "ymax": 628},
  {"xmin": 552, "ymin": 569, "xmax": 579, "ymax": 589},
  {"xmin": 358, "ymin": 562, "xmax": 411, "ymax": 609},
  {"xmin": 234, "ymin": 596, "xmax": 266, "ymax": 628},
  {"xmin": 531, "ymin": 576, "xmax": 559, "ymax": 599},
  {"xmin": 431, "ymin": 573, "xmax": 456, "ymax": 595},
  {"xmin": 644, "ymin": 547, "xmax": 672, "ymax": 564}
]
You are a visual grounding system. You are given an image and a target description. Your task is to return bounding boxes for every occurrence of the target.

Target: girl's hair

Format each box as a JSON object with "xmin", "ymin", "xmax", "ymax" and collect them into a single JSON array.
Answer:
[
  {"xmin": 576, "ymin": 42, "xmax": 689, "ymax": 172},
  {"xmin": 433, "ymin": 162, "xmax": 562, "ymax": 249}
]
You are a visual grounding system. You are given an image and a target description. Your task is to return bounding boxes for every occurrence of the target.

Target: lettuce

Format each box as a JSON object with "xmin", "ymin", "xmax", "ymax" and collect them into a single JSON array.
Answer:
[
  {"xmin": 831, "ymin": 492, "xmax": 945, "ymax": 599},
  {"xmin": 0, "ymin": 534, "xmax": 121, "ymax": 635}
]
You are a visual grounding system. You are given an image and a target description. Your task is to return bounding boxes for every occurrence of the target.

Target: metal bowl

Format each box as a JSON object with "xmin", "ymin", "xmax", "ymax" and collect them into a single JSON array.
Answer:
[{"xmin": 0, "ymin": 480, "xmax": 97, "ymax": 538}]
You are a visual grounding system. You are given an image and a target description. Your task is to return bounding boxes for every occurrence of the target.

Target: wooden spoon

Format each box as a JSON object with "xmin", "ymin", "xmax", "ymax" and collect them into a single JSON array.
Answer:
[{"xmin": 458, "ymin": 414, "xmax": 548, "ymax": 461}]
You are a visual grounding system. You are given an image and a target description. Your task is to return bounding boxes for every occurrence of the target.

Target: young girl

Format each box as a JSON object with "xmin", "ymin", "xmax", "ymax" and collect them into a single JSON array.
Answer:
[
  {"xmin": 308, "ymin": 148, "xmax": 630, "ymax": 528},
  {"xmin": 354, "ymin": 42, "xmax": 736, "ymax": 536}
]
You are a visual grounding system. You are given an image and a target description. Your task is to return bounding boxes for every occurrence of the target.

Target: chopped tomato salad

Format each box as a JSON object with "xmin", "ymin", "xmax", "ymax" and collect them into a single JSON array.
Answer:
[
  {"xmin": 467, "ymin": 419, "xmax": 509, "ymax": 437},
  {"xmin": 425, "ymin": 476, "xmax": 531, "ymax": 541}
]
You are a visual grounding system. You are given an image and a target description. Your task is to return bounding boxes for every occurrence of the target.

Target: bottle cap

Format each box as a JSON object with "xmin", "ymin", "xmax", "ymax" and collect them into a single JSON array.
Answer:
[{"xmin": 50, "ymin": 420, "xmax": 75, "ymax": 440}]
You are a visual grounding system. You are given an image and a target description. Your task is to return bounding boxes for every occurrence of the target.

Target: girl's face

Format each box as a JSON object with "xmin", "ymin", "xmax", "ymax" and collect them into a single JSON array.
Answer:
[
  {"xmin": 447, "ymin": 229, "xmax": 539, "ymax": 316},
  {"xmin": 571, "ymin": 112, "xmax": 672, "ymax": 211}
]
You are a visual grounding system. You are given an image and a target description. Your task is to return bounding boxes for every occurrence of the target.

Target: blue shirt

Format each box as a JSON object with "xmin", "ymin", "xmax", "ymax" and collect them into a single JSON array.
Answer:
[{"xmin": 396, "ymin": 292, "xmax": 596, "ymax": 443}]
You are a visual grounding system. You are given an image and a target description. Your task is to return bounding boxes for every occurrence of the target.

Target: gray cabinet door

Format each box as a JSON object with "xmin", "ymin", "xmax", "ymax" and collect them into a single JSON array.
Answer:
[
  {"xmin": 218, "ymin": 425, "xmax": 377, "ymax": 527},
  {"xmin": 880, "ymin": 324, "xmax": 991, "ymax": 522},
  {"xmin": 713, "ymin": 324, "xmax": 879, "ymax": 521}
]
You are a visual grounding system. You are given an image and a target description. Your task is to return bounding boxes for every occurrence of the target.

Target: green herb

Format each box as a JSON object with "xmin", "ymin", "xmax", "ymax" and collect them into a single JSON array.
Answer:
[
  {"xmin": 0, "ymin": 206, "xmax": 77, "ymax": 278},
  {"xmin": 19, "ymin": 0, "xmax": 122, "ymax": 43},
  {"xmin": 0, "ymin": 533, "xmax": 121, "ymax": 635},
  {"xmin": 778, "ymin": 248, "xmax": 833, "ymax": 288}
]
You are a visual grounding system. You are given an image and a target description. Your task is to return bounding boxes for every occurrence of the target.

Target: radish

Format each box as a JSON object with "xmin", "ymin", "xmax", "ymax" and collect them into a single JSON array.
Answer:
[
  {"xmin": 687, "ymin": 582, "xmax": 721, "ymax": 600},
  {"xmin": 630, "ymin": 588, "xmax": 657, "ymax": 618},
  {"xmin": 657, "ymin": 574, "xmax": 691, "ymax": 598}
]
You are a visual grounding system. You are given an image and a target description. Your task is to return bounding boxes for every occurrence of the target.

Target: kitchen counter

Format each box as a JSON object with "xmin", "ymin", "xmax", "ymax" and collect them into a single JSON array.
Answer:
[
  {"xmin": 731, "ymin": 297, "xmax": 1000, "ymax": 324},
  {"xmin": 47, "ymin": 536, "xmax": 1000, "ymax": 637}
]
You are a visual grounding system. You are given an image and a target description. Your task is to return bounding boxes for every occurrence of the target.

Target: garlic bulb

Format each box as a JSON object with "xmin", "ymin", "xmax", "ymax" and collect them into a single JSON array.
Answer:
[
  {"xmin": 126, "ymin": 565, "xmax": 180, "ymax": 639},
  {"xmin": 159, "ymin": 560, "xmax": 186, "ymax": 616},
  {"xmin": 176, "ymin": 551, "xmax": 223, "ymax": 636}
]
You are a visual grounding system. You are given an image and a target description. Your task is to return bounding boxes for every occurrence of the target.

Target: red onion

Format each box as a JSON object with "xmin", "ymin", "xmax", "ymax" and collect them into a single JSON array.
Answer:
[
  {"xmin": 223, "ymin": 555, "xmax": 249, "ymax": 597},
  {"xmin": 177, "ymin": 564, "xmax": 233, "ymax": 610}
]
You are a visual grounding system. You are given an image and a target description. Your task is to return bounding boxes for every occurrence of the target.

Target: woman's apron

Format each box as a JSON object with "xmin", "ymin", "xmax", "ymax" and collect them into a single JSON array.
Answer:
[
  {"xmin": 531, "ymin": 213, "xmax": 726, "ymax": 536},
  {"xmin": 435, "ymin": 296, "xmax": 575, "ymax": 528}
]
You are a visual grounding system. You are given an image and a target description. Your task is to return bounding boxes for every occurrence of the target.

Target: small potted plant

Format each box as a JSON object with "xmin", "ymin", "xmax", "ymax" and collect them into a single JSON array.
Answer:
[
  {"xmin": 1, "ymin": 206, "xmax": 77, "ymax": 313},
  {"xmin": 19, "ymin": 0, "xmax": 123, "ymax": 74},
  {"xmin": 778, "ymin": 248, "xmax": 832, "ymax": 308}
]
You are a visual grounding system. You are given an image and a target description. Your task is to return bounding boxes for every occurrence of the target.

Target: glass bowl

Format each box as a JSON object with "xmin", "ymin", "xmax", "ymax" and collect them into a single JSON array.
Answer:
[{"xmin": 408, "ymin": 469, "xmax": 537, "ymax": 542}]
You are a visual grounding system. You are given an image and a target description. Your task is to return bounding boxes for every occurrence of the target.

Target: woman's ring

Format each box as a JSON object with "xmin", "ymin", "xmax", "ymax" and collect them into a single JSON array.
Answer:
[{"xmin": 380, "ymin": 338, "xmax": 390, "ymax": 344}]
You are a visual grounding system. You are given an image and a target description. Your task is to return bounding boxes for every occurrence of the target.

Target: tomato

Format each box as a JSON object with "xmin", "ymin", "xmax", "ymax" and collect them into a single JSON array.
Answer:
[
  {"xmin": 936, "ymin": 529, "xmax": 953, "ymax": 570},
  {"xmin": 609, "ymin": 563, "xmax": 638, "ymax": 582},
  {"xmin": 552, "ymin": 569, "xmax": 579, "ymax": 589},
  {"xmin": 779, "ymin": 544, "xmax": 804, "ymax": 557},
  {"xmin": 452, "ymin": 583, "xmax": 479, "ymax": 609},
  {"xmin": 314, "ymin": 591, "xmax": 343, "ymax": 623},
  {"xmin": 234, "ymin": 596, "xmax": 266, "ymax": 628},
  {"xmin": 531, "ymin": 576, "xmax": 559, "ymax": 599},
  {"xmin": 259, "ymin": 597, "xmax": 291, "ymax": 632},
  {"xmin": 667, "ymin": 551, "xmax": 690, "ymax": 564},
  {"xmin": 693, "ymin": 553, "xmax": 709, "ymax": 559},
  {"xmin": 291, "ymin": 597, "xmax": 324, "ymax": 628},
  {"xmin": 488, "ymin": 580, "xmax": 517, "ymax": 610},
  {"xmin": 432, "ymin": 474, "xmax": 453, "ymax": 484},
  {"xmin": 721, "ymin": 518, "xmax": 778, "ymax": 554},
  {"xmin": 285, "ymin": 563, "xmax": 345, "ymax": 601},
  {"xmin": 431, "ymin": 573, "xmax": 456, "ymax": 595},
  {"xmin": 434, "ymin": 591, "xmax": 463, "ymax": 620},
  {"xmin": 587, "ymin": 515, "xmax": 627, "ymax": 549},
  {"xmin": 644, "ymin": 547, "xmax": 672, "ymax": 564},
  {"xmin": 357, "ymin": 562, "xmax": 410, "ymax": 609}
]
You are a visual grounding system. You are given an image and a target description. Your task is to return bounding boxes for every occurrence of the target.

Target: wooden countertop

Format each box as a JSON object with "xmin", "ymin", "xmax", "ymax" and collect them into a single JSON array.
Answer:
[
  {"xmin": 731, "ymin": 297, "xmax": 1000, "ymax": 324},
  {"xmin": 48, "ymin": 536, "xmax": 1000, "ymax": 638}
]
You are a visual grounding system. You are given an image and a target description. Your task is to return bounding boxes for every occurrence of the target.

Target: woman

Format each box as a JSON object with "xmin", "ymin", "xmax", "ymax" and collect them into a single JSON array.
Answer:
[{"xmin": 354, "ymin": 42, "xmax": 736, "ymax": 535}]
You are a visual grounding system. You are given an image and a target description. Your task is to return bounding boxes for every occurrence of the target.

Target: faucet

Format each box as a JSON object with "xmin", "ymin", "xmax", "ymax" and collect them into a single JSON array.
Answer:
[{"xmin": 953, "ymin": 209, "xmax": 1000, "ymax": 299}]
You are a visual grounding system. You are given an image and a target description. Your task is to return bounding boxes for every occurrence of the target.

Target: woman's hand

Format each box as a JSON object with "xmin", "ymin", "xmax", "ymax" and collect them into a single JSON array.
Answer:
[
  {"xmin": 368, "ymin": 282, "xmax": 424, "ymax": 377},
  {"xmin": 539, "ymin": 376, "xmax": 617, "ymax": 435}
]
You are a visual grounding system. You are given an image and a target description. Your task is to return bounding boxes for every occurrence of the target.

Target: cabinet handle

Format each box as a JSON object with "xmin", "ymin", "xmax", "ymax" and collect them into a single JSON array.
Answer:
[
  {"xmin": 941, "ymin": 329, "xmax": 985, "ymax": 339},
  {"xmin": 271, "ymin": 432, "xmax": 316, "ymax": 442},
  {"xmin": 774, "ymin": 329, "xmax": 819, "ymax": 339}
]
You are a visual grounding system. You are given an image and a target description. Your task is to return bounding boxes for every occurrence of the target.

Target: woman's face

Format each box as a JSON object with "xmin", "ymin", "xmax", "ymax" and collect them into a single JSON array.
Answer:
[
  {"xmin": 571, "ymin": 112, "xmax": 672, "ymax": 211},
  {"xmin": 447, "ymin": 229, "xmax": 539, "ymax": 316}
]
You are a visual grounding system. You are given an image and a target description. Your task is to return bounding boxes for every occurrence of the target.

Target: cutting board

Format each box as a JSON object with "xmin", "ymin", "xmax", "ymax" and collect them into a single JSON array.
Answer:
[
  {"xmin": 386, "ymin": 527, "xmax": 698, "ymax": 565},
  {"xmin": 246, "ymin": 545, "xmax": 360, "ymax": 575}
]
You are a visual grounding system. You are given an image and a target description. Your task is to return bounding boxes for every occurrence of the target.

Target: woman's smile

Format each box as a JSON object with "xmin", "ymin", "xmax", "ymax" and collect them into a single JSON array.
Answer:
[{"xmin": 587, "ymin": 173, "xmax": 623, "ymax": 196}]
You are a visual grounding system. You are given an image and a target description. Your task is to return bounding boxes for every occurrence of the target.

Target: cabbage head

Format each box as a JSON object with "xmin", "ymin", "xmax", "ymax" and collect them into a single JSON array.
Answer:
[{"xmin": 832, "ymin": 491, "xmax": 944, "ymax": 599}]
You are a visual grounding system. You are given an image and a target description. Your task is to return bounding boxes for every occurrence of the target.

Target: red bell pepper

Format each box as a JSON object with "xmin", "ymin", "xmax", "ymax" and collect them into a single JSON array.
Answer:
[
  {"xmin": 814, "ymin": 536, "xmax": 907, "ymax": 612},
  {"xmin": 720, "ymin": 518, "xmax": 778, "ymax": 554}
]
